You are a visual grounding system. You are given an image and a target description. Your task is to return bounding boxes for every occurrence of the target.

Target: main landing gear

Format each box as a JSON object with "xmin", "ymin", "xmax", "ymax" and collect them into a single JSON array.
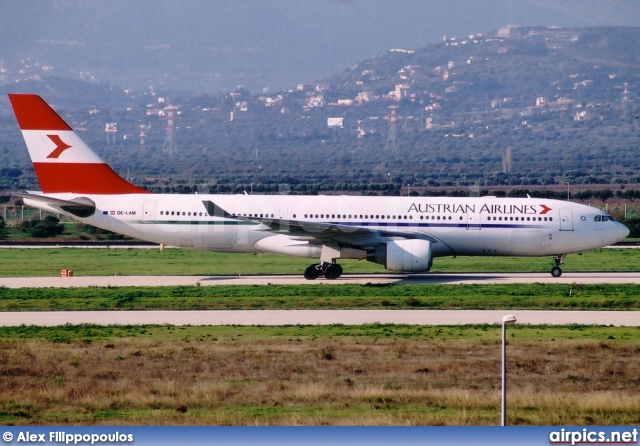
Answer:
[
  {"xmin": 550, "ymin": 254, "xmax": 565, "ymax": 278},
  {"xmin": 304, "ymin": 261, "xmax": 343, "ymax": 280}
]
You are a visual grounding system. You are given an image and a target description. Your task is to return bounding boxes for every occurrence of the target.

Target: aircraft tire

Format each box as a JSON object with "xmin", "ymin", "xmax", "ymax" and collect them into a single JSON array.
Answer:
[
  {"xmin": 324, "ymin": 263, "xmax": 343, "ymax": 280},
  {"xmin": 304, "ymin": 265, "xmax": 322, "ymax": 280},
  {"xmin": 550, "ymin": 266, "xmax": 562, "ymax": 278}
]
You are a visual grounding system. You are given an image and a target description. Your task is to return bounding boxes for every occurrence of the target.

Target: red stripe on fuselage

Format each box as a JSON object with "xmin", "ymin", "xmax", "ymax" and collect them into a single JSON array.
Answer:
[
  {"xmin": 8, "ymin": 94, "xmax": 73, "ymax": 131},
  {"xmin": 33, "ymin": 163, "xmax": 149, "ymax": 194}
]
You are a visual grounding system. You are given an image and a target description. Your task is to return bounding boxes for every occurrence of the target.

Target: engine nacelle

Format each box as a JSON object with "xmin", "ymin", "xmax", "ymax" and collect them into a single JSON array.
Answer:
[
  {"xmin": 254, "ymin": 235, "xmax": 321, "ymax": 258},
  {"xmin": 254, "ymin": 235, "xmax": 367, "ymax": 260},
  {"xmin": 367, "ymin": 239, "xmax": 432, "ymax": 272}
]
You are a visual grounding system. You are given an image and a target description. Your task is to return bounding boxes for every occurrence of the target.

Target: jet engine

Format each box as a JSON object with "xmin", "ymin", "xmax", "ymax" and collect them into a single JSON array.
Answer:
[{"xmin": 367, "ymin": 239, "xmax": 432, "ymax": 272}]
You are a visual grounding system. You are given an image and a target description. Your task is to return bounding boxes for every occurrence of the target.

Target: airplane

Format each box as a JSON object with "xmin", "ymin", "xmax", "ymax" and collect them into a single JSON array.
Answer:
[{"xmin": 7, "ymin": 93, "xmax": 630, "ymax": 279}]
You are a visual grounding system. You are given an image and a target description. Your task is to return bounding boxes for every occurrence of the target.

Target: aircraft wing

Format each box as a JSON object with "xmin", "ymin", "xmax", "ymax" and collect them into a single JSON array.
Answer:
[
  {"xmin": 202, "ymin": 200, "xmax": 438, "ymax": 243},
  {"xmin": 251, "ymin": 218, "xmax": 439, "ymax": 243}
]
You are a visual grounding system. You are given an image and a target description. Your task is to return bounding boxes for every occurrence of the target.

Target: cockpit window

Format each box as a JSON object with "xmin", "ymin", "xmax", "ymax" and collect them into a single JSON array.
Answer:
[{"xmin": 594, "ymin": 215, "xmax": 602, "ymax": 222}]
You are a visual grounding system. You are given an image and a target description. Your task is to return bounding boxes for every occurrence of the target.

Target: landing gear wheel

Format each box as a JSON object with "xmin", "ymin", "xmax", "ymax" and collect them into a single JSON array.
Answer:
[
  {"xmin": 304, "ymin": 265, "xmax": 322, "ymax": 280},
  {"xmin": 550, "ymin": 266, "xmax": 562, "ymax": 278},
  {"xmin": 324, "ymin": 263, "xmax": 343, "ymax": 280}
]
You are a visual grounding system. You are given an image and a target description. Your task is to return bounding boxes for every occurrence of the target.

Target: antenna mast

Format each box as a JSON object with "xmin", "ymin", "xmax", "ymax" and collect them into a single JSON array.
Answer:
[
  {"xmin": 385, "ymin": 106, "xmax": 398, "ymax": 151},
  {"xmin": 162, "ymin": 104, "xmax": 178, "ymax": 155}
]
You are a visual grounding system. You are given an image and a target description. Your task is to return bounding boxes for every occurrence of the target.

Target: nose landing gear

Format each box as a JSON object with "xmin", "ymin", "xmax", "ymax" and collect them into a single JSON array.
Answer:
[{"xmin": 550, "ymin": 254, "xmax": 565, "ymax": 277}]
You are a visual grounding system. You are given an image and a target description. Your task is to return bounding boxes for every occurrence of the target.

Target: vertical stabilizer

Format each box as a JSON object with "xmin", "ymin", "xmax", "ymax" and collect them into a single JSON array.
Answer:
[{"xmin": 8, "ymin": 94, "xmax": 148, "ymax": 194}]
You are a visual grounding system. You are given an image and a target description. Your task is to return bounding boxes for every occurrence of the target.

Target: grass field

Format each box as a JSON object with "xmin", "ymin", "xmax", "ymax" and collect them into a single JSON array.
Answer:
[
  {"xmin": 1, "ymin": 283, "xmax": 640, "ymax": 311},
  {"xmin": 1, "ymin": 247, "xmax": 638, "ymax": 426},
  {"xmin": 0, "ymin": 247, "xmax": 639, "ymax": 277},
  {"xmin": 1, "ymin": 325, "xmax": 639, "ymax": 425}
]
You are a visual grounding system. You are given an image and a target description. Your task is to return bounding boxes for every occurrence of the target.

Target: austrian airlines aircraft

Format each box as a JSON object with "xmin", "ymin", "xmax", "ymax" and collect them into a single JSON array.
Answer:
[{"xmin": 8, "ymin": 94, "xmax": 630, "ymax": 279}]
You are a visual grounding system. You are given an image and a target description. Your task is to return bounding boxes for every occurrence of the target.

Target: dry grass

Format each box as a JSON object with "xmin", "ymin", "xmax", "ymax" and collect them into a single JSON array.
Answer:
[{"xmin": 1, "ymin": 335, "xmax": 639, "ymax": 426}]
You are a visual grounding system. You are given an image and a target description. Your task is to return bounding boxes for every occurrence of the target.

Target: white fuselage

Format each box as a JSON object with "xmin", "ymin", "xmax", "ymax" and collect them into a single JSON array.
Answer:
[{"xmin": 26, "ymin": 194, "xmax": 629, "ymax": 260}]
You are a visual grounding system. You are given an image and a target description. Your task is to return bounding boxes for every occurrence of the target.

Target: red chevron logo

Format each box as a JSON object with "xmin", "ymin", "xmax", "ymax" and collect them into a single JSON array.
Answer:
[
  {"xmin": 539, "ymin": 204, "xmax": 552, "ymax": 215},
  {"xmin": 46, "ymin": 134, "xmax": 72, "ymax": 158}
]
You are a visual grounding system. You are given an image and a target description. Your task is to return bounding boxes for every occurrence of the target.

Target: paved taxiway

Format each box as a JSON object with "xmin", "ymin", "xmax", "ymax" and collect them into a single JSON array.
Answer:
[
  {"xmin": 1, "ymin": 309, "xmax": 638, "ymax": 327},
  {"xmin": 1, "ymin": 271, "xmax": 640, "ymax": 288}
]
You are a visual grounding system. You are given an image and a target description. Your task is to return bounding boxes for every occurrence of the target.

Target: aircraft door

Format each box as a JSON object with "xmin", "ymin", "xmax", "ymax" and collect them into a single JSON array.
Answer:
[
  {"xmin": 559, "ymin": 208, "xmax": 573, "ymax": 231},
  {"xmin": 466, "ymin": 211, "xmax": 481, "ymax": 230},
  {"xmin": 142, "ymin": 201, "xmax": 156, "ymax": 223}
]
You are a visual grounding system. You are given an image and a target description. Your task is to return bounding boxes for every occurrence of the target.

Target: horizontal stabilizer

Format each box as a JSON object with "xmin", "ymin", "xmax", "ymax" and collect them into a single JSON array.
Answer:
[{"xmin": 15, "ymin": 192, "xmax": 96, "ymax": 218}]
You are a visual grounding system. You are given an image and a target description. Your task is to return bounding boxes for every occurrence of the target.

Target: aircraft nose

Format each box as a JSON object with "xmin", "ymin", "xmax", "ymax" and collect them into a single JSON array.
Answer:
[
  {"xmin": 618, "ymin": 222, "xmax": 630, "ymax": 241},
  {"xmin": 610, "ymin": 222, "xmax": 630, "ymax": 244}
]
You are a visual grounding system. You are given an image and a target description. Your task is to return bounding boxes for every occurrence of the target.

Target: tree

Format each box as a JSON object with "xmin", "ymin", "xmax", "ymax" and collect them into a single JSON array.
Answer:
[{"xmin": 20, "ymin": 216, "xmax": 65, "ymax": 238}]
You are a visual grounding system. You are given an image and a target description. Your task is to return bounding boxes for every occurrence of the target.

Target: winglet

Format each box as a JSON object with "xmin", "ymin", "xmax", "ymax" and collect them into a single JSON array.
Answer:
[{"xmin": 8, "ymin": 94, "xmax": 149, "ymax": 195}]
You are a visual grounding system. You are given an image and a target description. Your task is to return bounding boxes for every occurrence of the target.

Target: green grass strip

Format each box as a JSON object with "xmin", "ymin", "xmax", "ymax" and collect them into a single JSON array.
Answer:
[
  {"xmin": 1, "ymin": 283, "xmax": 639, "ymax": 311},
  {"xmin": 1, "ymin": 324, "xmax": 639, "ymax": 343}
]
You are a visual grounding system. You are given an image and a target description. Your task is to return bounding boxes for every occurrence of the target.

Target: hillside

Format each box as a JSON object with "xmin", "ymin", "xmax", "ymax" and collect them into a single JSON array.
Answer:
[{"xmin": 1, "ymin": 26, "xmax": 640, "ymax": 195}]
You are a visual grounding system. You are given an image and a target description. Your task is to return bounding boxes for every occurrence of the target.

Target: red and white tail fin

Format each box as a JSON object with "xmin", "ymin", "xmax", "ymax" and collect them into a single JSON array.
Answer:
[{"xmin": 8, "ymin": 94, "xmax": 148, "ymax": 194}]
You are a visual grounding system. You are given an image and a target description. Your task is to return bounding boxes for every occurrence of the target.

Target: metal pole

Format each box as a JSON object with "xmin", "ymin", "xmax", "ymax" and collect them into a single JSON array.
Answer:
[
  {"xmin": 501, "ymin": 321, "xmax": 507, "ymax": 426},
  {"xmin": 501, "ymin": 315, "xmax": 516, "ymax": 426}
]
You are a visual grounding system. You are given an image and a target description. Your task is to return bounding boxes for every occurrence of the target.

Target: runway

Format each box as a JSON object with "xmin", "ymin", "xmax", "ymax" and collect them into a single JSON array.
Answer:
[
  {"xmin": 1, "ymin": 271, "xmax": 640, "ymax": 288},
  {"xmin": 1, "ymin": 309, "xmax": 638, "ymax": 327}
]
